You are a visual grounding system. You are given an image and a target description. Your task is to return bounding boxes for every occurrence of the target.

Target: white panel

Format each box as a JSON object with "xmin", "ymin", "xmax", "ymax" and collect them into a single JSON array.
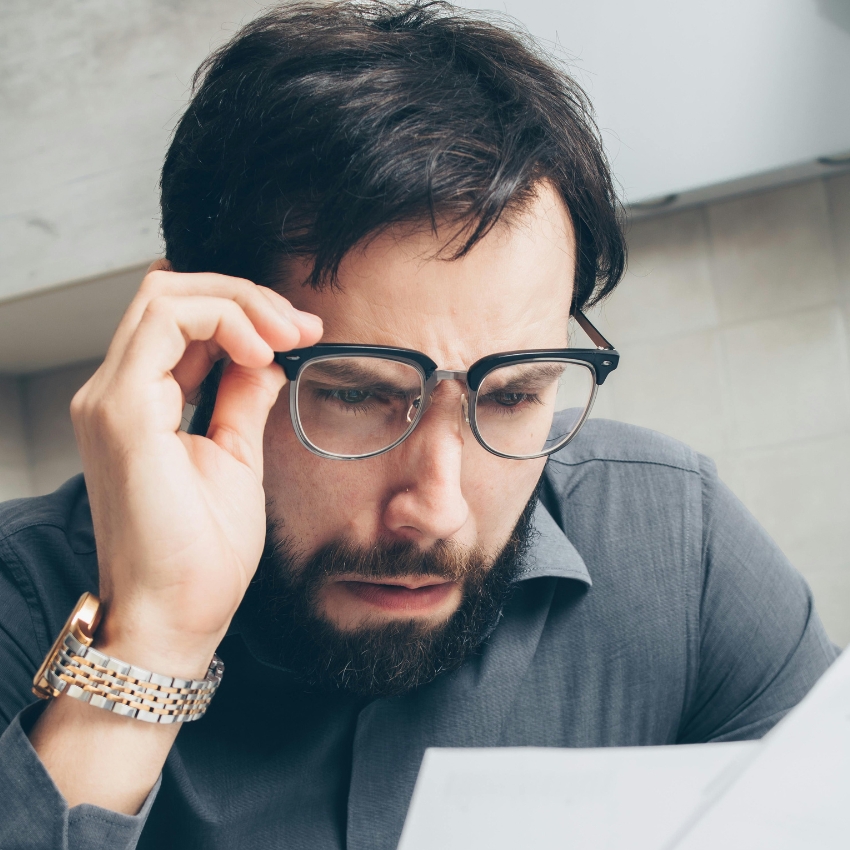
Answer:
[
  {"xmin": 459, "ymin": 0, "xmax": 850, "ymax": 203},
  {"xmin": 0, "ymin": 265, "xmax": 143, "ymax": 374}
]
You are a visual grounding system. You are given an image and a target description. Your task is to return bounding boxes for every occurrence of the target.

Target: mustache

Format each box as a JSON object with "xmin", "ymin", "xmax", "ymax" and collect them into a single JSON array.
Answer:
[{"xmin": 264, "ymin": 534, "xmax": 489, "ymax": 584}]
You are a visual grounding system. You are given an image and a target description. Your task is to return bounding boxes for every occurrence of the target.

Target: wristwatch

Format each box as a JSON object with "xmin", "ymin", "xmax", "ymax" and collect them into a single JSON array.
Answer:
[{"xmin": 33, "ymin": 592, "xmax": 224, "ymax": 724}]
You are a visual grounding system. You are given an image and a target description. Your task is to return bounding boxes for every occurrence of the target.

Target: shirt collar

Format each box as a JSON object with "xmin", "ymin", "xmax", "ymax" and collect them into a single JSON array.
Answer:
[{"xmin": 513, "ymin": 500, "xmax": 592, "ymax": 587}]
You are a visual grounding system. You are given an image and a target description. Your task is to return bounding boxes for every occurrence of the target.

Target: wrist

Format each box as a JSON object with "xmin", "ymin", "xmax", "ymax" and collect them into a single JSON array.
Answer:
[
  {"xmin": 96, "ymin": 611, "xmax": 224, "ymax": 681},
  {"xmin": 33, "ymin": 592, "xmax": 224, "ymax": 729}
]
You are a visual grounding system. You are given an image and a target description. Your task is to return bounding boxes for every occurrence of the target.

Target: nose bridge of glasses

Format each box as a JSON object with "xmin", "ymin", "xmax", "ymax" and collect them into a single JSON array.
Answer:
[
  {"xmin": 422, "ymin": 368, "xmax": 469, "ymax": 399},
  {"xmin": 429, "ymin": 368, "xmax": 468, "ymax": 384},
  {"xmin": 420, "ymin": 369, "xmax": 471, "ymax": 423}
]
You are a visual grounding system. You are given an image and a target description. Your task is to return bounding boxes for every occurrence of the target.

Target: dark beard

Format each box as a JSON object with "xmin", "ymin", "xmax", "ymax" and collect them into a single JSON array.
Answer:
[{"xmin": 240, "ymin": 488, "xmax": 540, "ymax": 699}]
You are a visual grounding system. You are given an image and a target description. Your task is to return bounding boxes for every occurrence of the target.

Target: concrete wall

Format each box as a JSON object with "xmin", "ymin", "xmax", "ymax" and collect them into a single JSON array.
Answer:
[{"xmin": 0, "ymin": 172, "xmax": 848, "ymax": 644}]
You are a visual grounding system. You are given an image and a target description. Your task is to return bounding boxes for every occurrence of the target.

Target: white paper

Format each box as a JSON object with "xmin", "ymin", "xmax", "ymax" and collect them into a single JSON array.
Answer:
[
  {"xmin": 670, "ymin": 648, "xmax": 850, "ymax": 850},
  {"xmin": 398, "ymin": 741, "xmax": 756, "ymax": 850}
]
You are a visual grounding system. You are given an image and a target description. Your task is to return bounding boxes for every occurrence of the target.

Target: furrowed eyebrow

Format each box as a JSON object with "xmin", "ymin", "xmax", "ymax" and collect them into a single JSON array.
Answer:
[
  {"xmin": 482, "ymin": 363, "xmax": 567, "ymax": 392},
  {"xmin": 303, "ymin": 359, "xmax": 421, "ymax": 389}
]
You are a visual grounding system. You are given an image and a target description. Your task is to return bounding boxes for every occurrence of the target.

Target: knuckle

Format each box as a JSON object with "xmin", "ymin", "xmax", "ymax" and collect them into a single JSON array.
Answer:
[
  {"xmin": 238, "ymin": 279, "xmax": 269, "ymax": 309},
  {"xmin": 222, "ymin": 298, "xmax": 249, "ymax": 324},
  {"xmin": 143, "ymin": 294, "xmax": 174, "ymax": 321},
  {"xmin": 69, "ymin": 386, "xmax": 88, "ymax": 422},
  {"xmin": 140, "ymin": 269, "xmax": 170, "ymax": 295},
  {"xmin": 229, "ymin": 275, "xmax": 257, "ymax": 292},
  {"xmin": 70, "ymin": 371, "xmax": 105, "ymax": 425}
]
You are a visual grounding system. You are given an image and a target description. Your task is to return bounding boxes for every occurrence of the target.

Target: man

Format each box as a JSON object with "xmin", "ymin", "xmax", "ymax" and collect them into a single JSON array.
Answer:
[{"xmin": 0, "ymin": 2, "xmax": 837, "ymax": 848}]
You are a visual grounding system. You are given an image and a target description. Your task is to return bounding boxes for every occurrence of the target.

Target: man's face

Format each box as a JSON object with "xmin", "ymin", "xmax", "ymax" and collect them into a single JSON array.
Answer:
[{"xmin": 258, "ymin": 183, "xmax": 574, "ymax": 686}]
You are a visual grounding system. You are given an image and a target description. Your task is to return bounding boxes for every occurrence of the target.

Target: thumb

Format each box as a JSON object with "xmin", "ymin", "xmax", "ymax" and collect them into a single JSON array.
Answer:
[{"xmin": 205, "ymin": 361, "xmax": 286, "ymax": 478}]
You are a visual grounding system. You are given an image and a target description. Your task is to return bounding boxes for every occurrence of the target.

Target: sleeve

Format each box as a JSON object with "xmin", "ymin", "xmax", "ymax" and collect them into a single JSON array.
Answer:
[
  {"xmin": 0, "ymin": 703, "xmax": 159, "ymax": 850},
  {"xmin": 677, "ymin": 456, "xmax": 839, "ymax": 744},
  {"xmin": 0, "ymin": 556, "xmax": 159, "ymax": 849}
]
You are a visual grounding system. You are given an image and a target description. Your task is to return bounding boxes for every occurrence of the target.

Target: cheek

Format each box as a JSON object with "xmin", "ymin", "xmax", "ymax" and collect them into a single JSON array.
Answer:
[
  {"xmin": 461, "ymin": 453, "xmax": 546, "ymax": 543},
  {"xmin": 262, "ymin": 400, "xmax": 387, "ymax": 549}
]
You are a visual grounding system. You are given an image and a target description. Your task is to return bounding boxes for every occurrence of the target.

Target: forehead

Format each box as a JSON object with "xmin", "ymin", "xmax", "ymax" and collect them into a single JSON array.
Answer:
[{"xmin": 283, "ymin": 183, "xmax": 576, "ymax": 369}]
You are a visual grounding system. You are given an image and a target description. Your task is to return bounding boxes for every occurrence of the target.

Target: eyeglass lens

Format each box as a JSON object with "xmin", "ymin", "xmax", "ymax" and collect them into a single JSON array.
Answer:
[
  {"xmin": 296, "ymin": 357, "xmax": 424, "ymax": 457},
  {"xmin": 295, "ymin": 356, "xmax": 594, "ymax": 458},
  {"xmin": 474, "ymin": 360, "xmax": 594, "ymax": 457}
]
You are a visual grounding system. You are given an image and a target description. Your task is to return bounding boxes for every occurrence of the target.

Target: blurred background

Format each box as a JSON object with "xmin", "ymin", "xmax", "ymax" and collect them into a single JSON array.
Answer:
[{"xmin": 1, "ymin": 0, "xmax": 849, "ymax": 644}]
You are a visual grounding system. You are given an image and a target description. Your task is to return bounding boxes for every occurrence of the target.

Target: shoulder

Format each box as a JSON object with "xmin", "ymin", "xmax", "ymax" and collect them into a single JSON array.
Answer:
[
  {"xmin": 547, "ymin": 417, "xmax": 703, "ymax": 475},
  {"xmin": 0, "ymin": 475, "xmax": 93, "ymax": 547},
  {"xmin": 0, "ymin": 475, "xmax": 98, "ymax": 648},
  {"xmin": 541, "ymin": 418, "xmax": 713, "ymax": 573},
  {"xmin": 0, "ymin": 474, "xmax": 96, "ymax": 567}
]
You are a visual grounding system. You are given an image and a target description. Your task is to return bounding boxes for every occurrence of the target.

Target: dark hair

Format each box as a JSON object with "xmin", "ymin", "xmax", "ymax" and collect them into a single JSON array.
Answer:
[
  {"xmin": 162, "ymin": 0, "xmax": 626, "ymax": 430},
  {"xmin": 162, "ymin": 0, "xmax": 624, "ymax": 302}
]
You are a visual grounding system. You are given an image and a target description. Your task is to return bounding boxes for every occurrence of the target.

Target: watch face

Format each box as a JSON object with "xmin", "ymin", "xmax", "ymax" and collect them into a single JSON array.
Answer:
[{"xmin": 32, "ymin": 592, "xmax": 101, "ymax": 700}]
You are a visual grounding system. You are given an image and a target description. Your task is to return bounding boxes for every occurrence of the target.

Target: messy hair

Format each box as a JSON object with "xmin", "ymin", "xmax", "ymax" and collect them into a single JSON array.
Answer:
[{"xmin": 160, "ymin": 0, "xmax": 626, "ymax": 429}]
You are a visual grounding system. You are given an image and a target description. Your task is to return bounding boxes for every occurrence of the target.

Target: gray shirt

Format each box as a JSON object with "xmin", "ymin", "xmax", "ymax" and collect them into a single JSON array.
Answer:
[{"xmin": 0, "ymin": 419, "xmax": 838, "ymax": 850}]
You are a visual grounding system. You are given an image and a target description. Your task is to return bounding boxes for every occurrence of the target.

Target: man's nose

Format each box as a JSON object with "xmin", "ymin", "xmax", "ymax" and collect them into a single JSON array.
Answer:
[{"xmin": 381, "ymin": 387, "xmax": 470, "ymax": 545}]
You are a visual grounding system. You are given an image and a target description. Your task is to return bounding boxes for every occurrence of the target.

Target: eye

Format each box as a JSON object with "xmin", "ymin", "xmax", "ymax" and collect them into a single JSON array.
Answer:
[
  {"xmin": 330, "ymin": 389, "xmax": 372, "ymax": 405},
  {"xmin": 491, "ymin": 392, "xmax": 531, "ymax": 407}
]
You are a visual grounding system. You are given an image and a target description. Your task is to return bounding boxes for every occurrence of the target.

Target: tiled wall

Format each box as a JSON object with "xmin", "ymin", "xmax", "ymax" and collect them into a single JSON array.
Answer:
[
  {"xmin": 0, "ymin": 172, "xmax": 848, "ymax": 645},
  {"xmin": 589, "ymin": 172, "xmax": 850, "ymax": 647}
]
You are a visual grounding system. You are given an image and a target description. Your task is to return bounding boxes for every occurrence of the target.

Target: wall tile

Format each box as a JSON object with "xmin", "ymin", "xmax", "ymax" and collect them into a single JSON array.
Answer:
[
  {"xmin": 721, "ymin": 307, "xmax": 850, "ymax": 450},
  {"xmin": 707, "ymin": 181, "xmax": 839, "ymax": 324},
  {"xmin": 825, "ymin": 172, "xmax": 850, "ymax": 301},
  {"xmin": 726, "ymin": 433, "xmax": 850, "ymax": 646},
  {"xmin": 606, "ymin": 330, "xmax": 732, "ymax": 457},
  {"xmin": 597, "ymin": 208, "xmax": 719, "ymax": 345}
]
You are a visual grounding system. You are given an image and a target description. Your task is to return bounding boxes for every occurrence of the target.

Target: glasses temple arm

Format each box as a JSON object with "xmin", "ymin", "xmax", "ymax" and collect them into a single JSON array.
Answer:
[{"xmin": 573, "ymin": 309, "xmax": 615, "ymax": 350}]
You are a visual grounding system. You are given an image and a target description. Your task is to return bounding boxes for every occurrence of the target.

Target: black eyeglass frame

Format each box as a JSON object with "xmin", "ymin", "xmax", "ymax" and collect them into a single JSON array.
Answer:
[{"xmin": 274, "ymin": 310, "xmax": 619, "ymax": 461}]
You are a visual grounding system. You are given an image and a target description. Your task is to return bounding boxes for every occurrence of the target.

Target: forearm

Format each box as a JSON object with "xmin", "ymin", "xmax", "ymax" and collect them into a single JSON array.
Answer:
[
  {"xmin": 28, "ymin": 627, "xmax": 215, "ymax": 814},
  {"xmin": 0, "ymin": 701, "xmax": 159, "ymax": 850},
  {"xmin": 28, "ymin": 693, "xmax": 178, "ymax": 814}
]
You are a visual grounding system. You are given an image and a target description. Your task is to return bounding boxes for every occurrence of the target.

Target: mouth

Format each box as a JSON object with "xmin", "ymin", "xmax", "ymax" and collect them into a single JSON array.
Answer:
[{"xmin": 331, "ymin": 576, "xmax": 459, "ymax": 614}]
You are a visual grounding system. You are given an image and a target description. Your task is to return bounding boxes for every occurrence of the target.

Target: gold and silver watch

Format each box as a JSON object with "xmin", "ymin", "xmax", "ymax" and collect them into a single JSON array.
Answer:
[{"xmin": 33, "ymin": 592, "xmax": 223, "ymax": 724}]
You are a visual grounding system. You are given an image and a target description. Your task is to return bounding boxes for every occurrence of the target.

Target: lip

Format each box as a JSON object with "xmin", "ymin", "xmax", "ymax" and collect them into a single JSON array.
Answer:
[{"xmin": 333, "ymin": 578, "xmax": 458, "ymax": 614}]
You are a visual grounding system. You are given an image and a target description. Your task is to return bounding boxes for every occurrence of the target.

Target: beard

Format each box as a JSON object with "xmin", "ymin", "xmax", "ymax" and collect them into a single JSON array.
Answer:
[{"xmin": 240, "ymin": 486, "xmax": 540, "ymax": 699}]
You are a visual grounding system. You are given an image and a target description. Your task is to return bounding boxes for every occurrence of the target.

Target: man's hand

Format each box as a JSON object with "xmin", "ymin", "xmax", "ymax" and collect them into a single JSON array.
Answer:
[
  {"xmin": 71, "ymin": 261, "xmax": 323, "ymax": 676},
  {"xmin": 29, "ymin": 263, "xmax": 322, "ymax": 813}
]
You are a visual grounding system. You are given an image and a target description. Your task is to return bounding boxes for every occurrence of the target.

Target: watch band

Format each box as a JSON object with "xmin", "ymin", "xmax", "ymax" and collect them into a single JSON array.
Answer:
[{"xmin": 33, "ymin": 592, "xmax": 224, "ymax": 724}]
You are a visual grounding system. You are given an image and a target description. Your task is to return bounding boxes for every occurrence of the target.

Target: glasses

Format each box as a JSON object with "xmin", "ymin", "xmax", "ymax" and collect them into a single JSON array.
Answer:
[{"xmin": 274, "ymin": 310, "xmax": 618, "ymax": 461}]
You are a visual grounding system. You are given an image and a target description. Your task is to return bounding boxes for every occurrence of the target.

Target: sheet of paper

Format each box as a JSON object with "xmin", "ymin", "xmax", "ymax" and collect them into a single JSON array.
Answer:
[
  {"xmin": 398, "ymin": 740, "xmax": 756, "ymax": 850},
  {"xmin": 670, "ymin": 647, "xmax": 850, "ymax": 850}
]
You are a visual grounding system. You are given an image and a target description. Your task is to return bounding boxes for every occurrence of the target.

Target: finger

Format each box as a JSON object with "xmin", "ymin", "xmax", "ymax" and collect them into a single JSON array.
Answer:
[
  {"xmin": 256, "ymin": 286, "xmax": 323, "ymax": 344},
  {"xmin": 170, "ymin": 298, "xmax": 321, "ymax": 399},
  {"xmin": 205, "ymin": 361, "xmax": 286, "ymax": 476},
  {"xmin": 109, "ymin": 271, "xmax": 321, "ymax": 364},
  {"xmin": 124, "ymin": 296, "xmax": 279, "ymax": 390},
  {"xmin": 170, "ymin": 339, "xmax": 223, "ymax": 399}
]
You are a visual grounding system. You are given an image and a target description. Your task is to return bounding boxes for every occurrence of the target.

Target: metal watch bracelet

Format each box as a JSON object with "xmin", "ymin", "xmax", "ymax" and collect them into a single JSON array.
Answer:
[{"xmin": 33, "ymin": 592, "xmax": 224, "ymax": 724}]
